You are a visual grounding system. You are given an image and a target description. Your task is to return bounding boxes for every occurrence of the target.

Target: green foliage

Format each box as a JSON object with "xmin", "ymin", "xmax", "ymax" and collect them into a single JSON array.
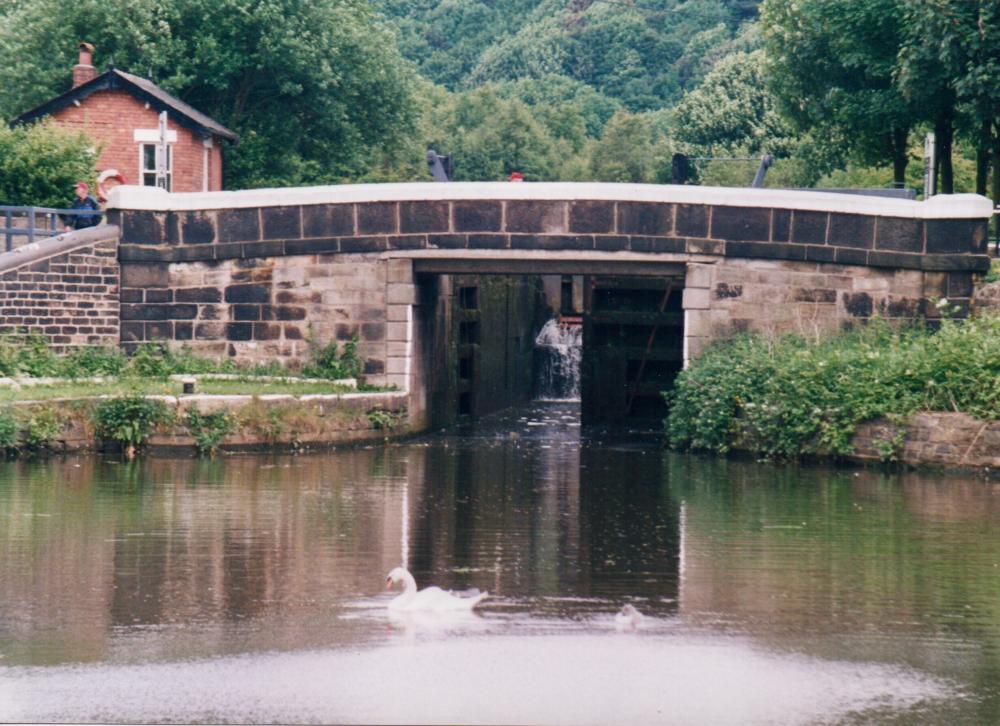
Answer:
[
  {"xmin": 93, "ymin": 396, "xmax": 170, "ymax": 449},
  {"xmin": 673, "ymin": 50, "xmax": 795, "ymax": 157},
  {"xmin": 0, "ymin": 334, "xmax": 128, "ymax": 378},
  {"xmin": 24, "ymin": 408, "xmax": 63, "ymax": 448},
  {"xmin": 0, "ymin": 0, "xmax": 418, "ymax": 189},
  {"xmin": 0, "ymin": 409, "xmax": 17, "ymax": 450},
  {"xmin": 366, "ymin": 407, "xmax": 401, "ymax": 431},
  {"xmin": 667, "ymin": 315, "xmax": 1000, "ymax": 459},
  {"xmin": 0, "ymin": 332, "xmax": 59, "ymax": 377},
  {"xmin": 589, "ymin": 111, "xmax": 658, "ymax": 182},
  {"xmin": 59, "ymin": 346, "xmax": 128, "ymax": 377},
  {"xmin": 185, "ymin": 408, "xmax": 234, "ymax": 455},
  {"xmin": 0, "ymin": 122, "xmax": 97, "ymax": 207},
  {"xmin": 493, "ymin": 75, "xmax": 621, "ymax": 139},
  {"xmin": 986, "ymin": 259, "xmax": 1000, "ymax": 285},
  {"xmin": 124, "ymin": 343, "xmax": 284, "ymax": 379},
  {"xmin": 761, "ymin": 0, "xmax": 914, "ymax": 182},
  {"xmin": 302, "ymin": 336, "xmax": 363, "ymax": 380}
]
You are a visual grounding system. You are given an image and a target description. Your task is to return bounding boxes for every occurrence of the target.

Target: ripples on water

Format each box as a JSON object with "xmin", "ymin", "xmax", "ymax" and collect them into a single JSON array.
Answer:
[{"xmin": 0, "ymin": 402, "xmax": 998, "ymax": 723}]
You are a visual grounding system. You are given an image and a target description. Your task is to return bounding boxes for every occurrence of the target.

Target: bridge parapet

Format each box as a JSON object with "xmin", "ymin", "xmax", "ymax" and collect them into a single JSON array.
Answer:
[{"xmin": 108, "ymin": 183, "xmax": 991, "ymax": 273}]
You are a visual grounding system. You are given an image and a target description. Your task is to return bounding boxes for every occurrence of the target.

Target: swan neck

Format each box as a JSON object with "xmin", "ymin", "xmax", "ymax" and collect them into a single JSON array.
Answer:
[{"xmin": 401, "ymin": 570, "xmax": 417, "ymax": 594}]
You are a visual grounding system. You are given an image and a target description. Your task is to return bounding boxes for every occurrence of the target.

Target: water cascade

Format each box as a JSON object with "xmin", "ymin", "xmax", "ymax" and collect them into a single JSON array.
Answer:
[{"xmin": 533, "ymin": 318, "xmax": 582, "ymax": 401}]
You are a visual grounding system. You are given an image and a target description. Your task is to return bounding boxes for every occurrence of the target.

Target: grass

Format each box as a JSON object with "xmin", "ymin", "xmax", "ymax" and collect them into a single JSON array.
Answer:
[
  {"xmin": 0, "ymin": 378, "xmax": 361, "ymax": 404},
  {"xmin": 985, "ymin": 258, "xmax": 1000, "ymax": 284}
]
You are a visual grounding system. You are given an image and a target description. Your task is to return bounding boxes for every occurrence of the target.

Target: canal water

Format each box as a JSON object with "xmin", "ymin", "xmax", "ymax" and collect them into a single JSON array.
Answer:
[{"xmin": 1, "ymin": 402, "xmax": 1000, "ymax": 724}]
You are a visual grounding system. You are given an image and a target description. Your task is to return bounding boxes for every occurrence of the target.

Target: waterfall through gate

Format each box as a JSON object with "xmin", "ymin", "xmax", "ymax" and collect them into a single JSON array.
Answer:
[{"xmin": 533, "ymin": 318, "xmax": 582, "ymax": 401}]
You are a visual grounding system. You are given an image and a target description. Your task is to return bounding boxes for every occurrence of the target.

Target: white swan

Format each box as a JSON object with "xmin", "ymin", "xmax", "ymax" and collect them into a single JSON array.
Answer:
[
  {"xmin": 385, "ymin": 567, "xmax": 488, "ymax": 611},
  {"xmin": 614, "ymin": 603, "xmax": 644, "ymax": 630}
]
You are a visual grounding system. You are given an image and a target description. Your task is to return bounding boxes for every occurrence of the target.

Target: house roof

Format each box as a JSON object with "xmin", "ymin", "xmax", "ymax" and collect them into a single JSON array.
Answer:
[{"xmin": 12, "ymin": 68, "xmax": 239, "ymax": 144}]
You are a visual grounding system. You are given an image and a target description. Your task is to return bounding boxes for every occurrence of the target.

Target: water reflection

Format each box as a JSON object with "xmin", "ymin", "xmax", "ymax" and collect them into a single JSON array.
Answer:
[{"xmin": 1, "ymin": 403, "xmax": 999, "ymax": 722}]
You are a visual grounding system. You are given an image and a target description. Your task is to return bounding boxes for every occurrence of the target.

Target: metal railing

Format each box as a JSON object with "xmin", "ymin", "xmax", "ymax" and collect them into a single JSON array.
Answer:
[{"xmin": 1, "ymin": 206, "xmax": 103, "ymax": 252}]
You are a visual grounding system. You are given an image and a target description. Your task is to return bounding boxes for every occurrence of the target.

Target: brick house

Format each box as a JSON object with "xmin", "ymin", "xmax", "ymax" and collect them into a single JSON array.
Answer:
[{"xmin": 13, "ymin": 43, "xmax": 238, "ymax": 196}]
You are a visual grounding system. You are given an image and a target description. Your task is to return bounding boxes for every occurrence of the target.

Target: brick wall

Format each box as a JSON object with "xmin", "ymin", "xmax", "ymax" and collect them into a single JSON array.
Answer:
[
  {"xmin": 0, "ymin": 228, "xmax": 120, "ymax": 351},
  {"xmin": 52, "ymin": 89, "xmax": 222, "ymax": 193}
]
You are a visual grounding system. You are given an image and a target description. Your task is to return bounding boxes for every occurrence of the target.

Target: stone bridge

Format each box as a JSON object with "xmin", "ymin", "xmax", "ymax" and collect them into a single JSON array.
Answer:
[{"xmin": 2, "ymin": 182, "xmax": 992, "ymax": 425}]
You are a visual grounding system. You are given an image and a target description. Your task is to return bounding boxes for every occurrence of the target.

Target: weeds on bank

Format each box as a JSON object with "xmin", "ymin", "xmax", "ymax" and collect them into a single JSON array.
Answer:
[
  {"xmin": 93, "ymin": 396, "xmax": 172, "ymax": 459},
  {"xmin": 185, "ymin": 408, "xmax": 235, "ymax": 455},
  {"xmin": 0, "ymin": 335, "xmax": 362, "ymax": 381},
  {"xmin": 666, "ymin": 313, "xmax": 1000, "ymax": 459}
]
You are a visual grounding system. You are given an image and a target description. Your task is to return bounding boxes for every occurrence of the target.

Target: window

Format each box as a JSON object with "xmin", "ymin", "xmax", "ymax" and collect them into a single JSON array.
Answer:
[{"xmin": 140, "ymin": 143, "xmax": 172, "ymax": 191}]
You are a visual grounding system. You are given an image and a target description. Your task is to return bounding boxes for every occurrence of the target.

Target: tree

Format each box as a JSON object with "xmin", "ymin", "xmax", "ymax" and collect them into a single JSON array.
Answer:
[
  {"xmin": 0, "ymin": 0, "xmax": 419, "ymax": 189},
  {"xmin": 588, "ymin": 111, "xmax": 658, "ymax": 182},
  {"xmin": 898, "ymin": 0, "xmax": 1000, "ymax": 199},
  {"xmin": 672, "ymin": 51, "xmax": 795, "ymax": 157},
  {"xmin": 0, "ymin": 122, "xmax": 97, "ymax": 207},
  {"xmin": 424, "ymin": 88, "xmax": 571, "ymax": 180},
  {"xmin": 761, "ymin": 0, "xmax": 915, "ymax": 186}
]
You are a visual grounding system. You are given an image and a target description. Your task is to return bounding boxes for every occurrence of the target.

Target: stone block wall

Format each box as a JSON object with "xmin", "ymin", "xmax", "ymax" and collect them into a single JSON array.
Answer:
[
  {"xmin": 120, "ymin": 252, "xmax": 388, "ymax": 380},
  {"xmin": 683, "ymin": 258, "xmax": 974, "ymax": 359},
  {"xmin": 853, "ymin": 412, "xmax": 1000, "ymax": 470},
  {"xmin": 0, "ymin": 228, "xmax": 119, "ymax": 351}
]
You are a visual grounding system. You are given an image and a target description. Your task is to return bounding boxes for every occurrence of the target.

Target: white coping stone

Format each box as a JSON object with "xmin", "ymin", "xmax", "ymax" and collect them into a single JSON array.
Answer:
[
  {"xmin": 108, "ymin": 182, "xmax": 995, "ymax": 220},
  {"xmin": 0, "ymin": 376, "xmax": 112, "ymax": 388},
  {"xmin": 166, "ymin": 374, "xmax": 357, "ymax": 388}
]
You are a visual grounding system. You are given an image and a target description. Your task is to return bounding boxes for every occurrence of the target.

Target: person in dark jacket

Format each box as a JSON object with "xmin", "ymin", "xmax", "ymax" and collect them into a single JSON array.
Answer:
[{"xmin": 62, "ymin": 182, "xmax": 101, "ymax": 232}]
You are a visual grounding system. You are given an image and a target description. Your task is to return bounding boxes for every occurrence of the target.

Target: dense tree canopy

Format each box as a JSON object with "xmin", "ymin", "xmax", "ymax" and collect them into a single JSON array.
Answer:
[
  {"xmin": 9, "ymin": 0, "xmax": 997, "ymax": 200},
  {"xmin": 762, "ymin": 0, "xmax": 1000, "ymax": 197},
  {"xmin": 0, "ymin": 0, "xmax": 419, "ymax": 189}
]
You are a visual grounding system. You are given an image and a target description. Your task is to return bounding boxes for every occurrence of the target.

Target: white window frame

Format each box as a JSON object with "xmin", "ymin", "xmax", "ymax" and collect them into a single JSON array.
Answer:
[{"xmin": 139, "ymin": 142, "xmax": 173, "ymax": 191}]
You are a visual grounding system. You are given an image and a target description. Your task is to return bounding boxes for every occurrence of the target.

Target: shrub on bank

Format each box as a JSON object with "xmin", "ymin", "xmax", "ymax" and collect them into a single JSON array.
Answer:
[{"xmin": 666, "ymin": 314, "xmax": 1000, "ymax": 458}]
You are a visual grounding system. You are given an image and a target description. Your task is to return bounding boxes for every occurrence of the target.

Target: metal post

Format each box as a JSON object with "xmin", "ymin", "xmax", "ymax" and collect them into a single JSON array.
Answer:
[
  {"xmin": 751, "ymin": 154, "xmax": 773, "ymax": 188},
  {"xmin": 27, "ymin": 207, "xmax": 35, "ymax": 246},
  {"xmin": 4, "ymin": 209, "xmax": 11, "ymax": 252}
]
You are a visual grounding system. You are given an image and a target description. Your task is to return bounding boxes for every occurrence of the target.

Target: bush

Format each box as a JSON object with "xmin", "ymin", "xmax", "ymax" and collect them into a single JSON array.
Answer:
[
  {"xmin": 0, "ymin": 332, "xmax": 59, "ymax": 377},
  {"xmin": 0, "ymin": 409, "xmax": 17, "ymax": 450},
  {"xmin": 666, "ymin": 314, "xmax": 1000, "ymax": 459},
  {"xmin": 93, "ymin": 396, "xmax": 171, "ymax": 457},
  {"xmin": 0, "ymin": 122, "xmax": 97, "ymax": 208},
  {"xmin": 24, "ymin": 408, "xmax": 63, "ymax": 448},
  {"xmin": 58, "ymin": 346, "xmax": 128, "ymax": 377},
  {"xmin": 302, "ymin": 336, "xmax": 363, "ymax": 380},
  {"xmin": 185, "ymin": 408, "xmax": 234, "ymax": 455}
]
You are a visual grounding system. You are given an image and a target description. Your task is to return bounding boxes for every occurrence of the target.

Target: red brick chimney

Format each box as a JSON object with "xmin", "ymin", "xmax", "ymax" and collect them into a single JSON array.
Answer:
[{"xmin": 72, "ymin": 42, "xmax": 97, "ymax": 87}]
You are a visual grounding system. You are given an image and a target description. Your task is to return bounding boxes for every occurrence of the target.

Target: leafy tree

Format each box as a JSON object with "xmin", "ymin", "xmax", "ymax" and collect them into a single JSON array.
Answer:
[
  {"xmin": 492, "ymin": 74, "xmax": 621, "ymax": 138},
  {"xmin": 898, "ymin": 0, "xmax": 1000, "ymax": 199},
  {"xmin": 672, "ymin": 50, "xmax": 794, "ymax": 157},
  {"xmin": 373, "ymin": 0, "xmax": 545, "ymax": 89},
  {"xmin": 761, "ymin": 0, "xmax": 914, "ymax": 187},
  {"xmin": 425, "ymin": 88, "xmax": 571, "ymax": 180},
  {"xmin": 468, "ymin": 0, "xmax": 744, "ymax": 110},
  {"xmin": 0, "ymin": 122, "xmax": 97, "ymax": 207},
  {"xmin": 0, "ymin": 0, "xmax": 418, "ymax": 189},
  {"xmin": 588, "ymin": 111, "xmax": 658, "ymax": 182}
]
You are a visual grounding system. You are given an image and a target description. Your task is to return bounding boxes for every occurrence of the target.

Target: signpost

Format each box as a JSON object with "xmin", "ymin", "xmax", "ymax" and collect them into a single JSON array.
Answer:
[
  {"xmin": 923, "ymin": 132, "xmax": 936, "ymax": 199},
  {"xmin": 156, "ymin": 111, "xmax": 169, "ymax": 190}
]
